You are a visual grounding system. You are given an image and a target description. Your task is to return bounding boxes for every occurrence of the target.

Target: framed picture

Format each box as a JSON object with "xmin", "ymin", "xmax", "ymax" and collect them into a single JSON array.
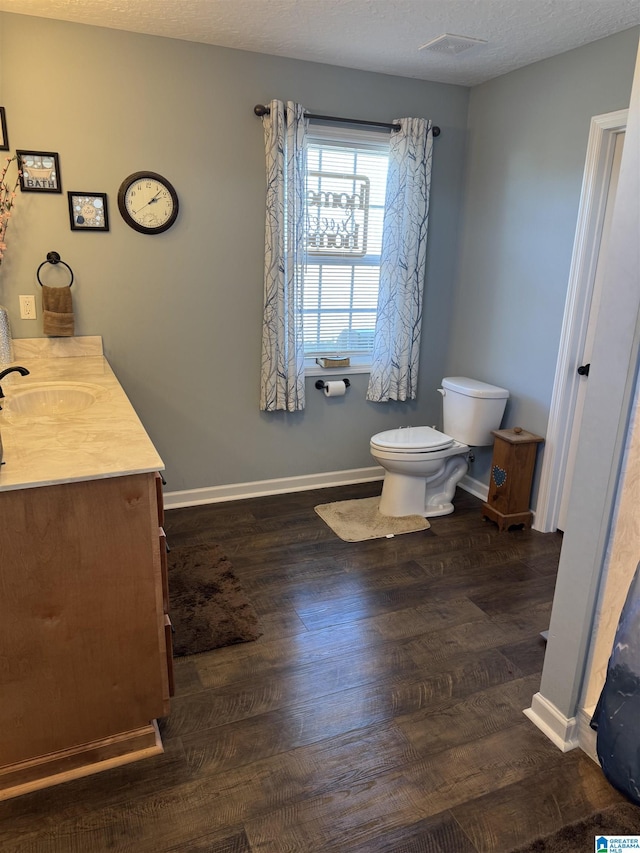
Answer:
[
  {"xmin": 0, "ymin": 108, "xmax": 8, "ymax": 151},
  {"xmin": 16, "ymin": 150, "xmax": 62, "ymax": 193},
  {"xmin": 68, "ymin": 192, "xmax": 109, "ymax": 231}
]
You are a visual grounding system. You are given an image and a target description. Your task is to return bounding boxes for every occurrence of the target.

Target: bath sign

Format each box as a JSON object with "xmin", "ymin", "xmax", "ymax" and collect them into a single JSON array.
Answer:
[
  {"xmin": 307, "ymin": 171, "xmax": 369, "ymax": 256},
  {"xmin": 17, "ymin": 150, "xmax": 62, "ymax": 193}
]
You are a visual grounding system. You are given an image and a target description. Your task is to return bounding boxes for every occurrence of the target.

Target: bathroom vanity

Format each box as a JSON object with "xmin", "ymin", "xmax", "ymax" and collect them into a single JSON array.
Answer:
[{"xmin": 0, "ymin": 338, "xmax": 171, "ymax": 800}]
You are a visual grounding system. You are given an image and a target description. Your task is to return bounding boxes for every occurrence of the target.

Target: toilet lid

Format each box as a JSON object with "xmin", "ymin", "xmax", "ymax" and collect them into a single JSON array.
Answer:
[{"xmin": 370, "ymin": 426, "xmax": 455, "ymax": 452}]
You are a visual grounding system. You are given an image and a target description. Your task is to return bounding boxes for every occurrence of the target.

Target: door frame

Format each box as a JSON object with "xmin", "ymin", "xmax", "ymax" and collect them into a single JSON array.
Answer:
[{"xmin": 534, "ymin": 109, "xmax": 628, "ymax": 533}]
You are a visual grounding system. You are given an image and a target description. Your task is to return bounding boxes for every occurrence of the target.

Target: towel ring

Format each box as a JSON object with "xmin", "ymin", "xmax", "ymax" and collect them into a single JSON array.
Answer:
[{"xmin": 37, "ymin": 251, "xmax": 74, "ymax": 288}]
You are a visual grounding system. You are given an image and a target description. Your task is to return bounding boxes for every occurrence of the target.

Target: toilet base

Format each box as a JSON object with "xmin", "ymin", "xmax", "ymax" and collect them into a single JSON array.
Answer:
[
  {"xmin": 379, "ymin": 472, "xmax": 426, "ymax": 517},
  {"xmin": 423, "ymin": 502, "xmax": 455, "ymax": 518},
  {"xmin": 377, "ymin": 455, "xmax": 469, "ymax": 518}
]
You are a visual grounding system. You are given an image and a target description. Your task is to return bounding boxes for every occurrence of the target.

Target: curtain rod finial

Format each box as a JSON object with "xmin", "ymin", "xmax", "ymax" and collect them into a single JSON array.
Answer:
[{"xmin": 254, "ymin": 104, "xmax": 269, "ymax": 117}]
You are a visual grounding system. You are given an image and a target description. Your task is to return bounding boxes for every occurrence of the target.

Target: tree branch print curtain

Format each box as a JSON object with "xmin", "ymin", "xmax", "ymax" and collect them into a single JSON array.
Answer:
[
  {"xmin": 259, "ymin": 100, "xmax": 307, "ymax": 412},
  {"xmin": 366, "ymin": 118, "xmax": 433, "ymax": 403}
]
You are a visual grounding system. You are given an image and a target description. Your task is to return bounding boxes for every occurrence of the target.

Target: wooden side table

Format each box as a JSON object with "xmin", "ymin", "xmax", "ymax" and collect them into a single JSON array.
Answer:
[{"xmin": 482, "ymin": 427, "xmax": 544, "ymax": 531}]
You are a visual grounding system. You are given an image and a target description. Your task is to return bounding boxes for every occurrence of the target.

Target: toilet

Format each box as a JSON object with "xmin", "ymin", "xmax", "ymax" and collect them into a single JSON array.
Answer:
[{"xmin": 370, "ymin": 377, "xmax": 509, "ymax": 518}]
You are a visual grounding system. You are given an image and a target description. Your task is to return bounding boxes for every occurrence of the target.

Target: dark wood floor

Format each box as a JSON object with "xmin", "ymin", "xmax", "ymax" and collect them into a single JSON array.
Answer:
[{"xmin": 0, "ymin": 483, "xmax": 625, "ymax": 852}]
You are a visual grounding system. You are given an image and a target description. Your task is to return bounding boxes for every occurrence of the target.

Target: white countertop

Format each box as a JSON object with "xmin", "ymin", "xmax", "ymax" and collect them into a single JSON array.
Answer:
[{"xmin": 0, "ymin": 337, "xmax": 164, "ymax": 492}]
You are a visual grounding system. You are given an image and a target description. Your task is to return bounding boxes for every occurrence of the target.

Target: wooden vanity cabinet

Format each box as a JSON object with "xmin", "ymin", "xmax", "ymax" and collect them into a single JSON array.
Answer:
[{"xmin": 0, "ymin": 471, "xmax": 171, "ymax": 799}]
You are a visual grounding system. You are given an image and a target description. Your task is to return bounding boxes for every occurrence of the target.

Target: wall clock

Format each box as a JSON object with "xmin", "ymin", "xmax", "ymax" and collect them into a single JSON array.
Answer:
[{"xmin": 117, "ymin": 171, "xmax": 179, "ymax": 234}]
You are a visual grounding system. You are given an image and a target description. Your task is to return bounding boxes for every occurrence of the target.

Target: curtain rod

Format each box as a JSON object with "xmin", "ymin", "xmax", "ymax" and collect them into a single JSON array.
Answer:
[{"xmin": 253, "ymin": 104, "xmax": 440, "ymax": 137}]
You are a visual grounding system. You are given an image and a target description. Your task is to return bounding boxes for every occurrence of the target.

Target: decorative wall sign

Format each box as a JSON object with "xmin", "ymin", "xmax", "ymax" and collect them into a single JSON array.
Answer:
[
  {"xmin": 307, "ymin": 171, "xmax": 370, "ymax": 256},
  {"xmin": 16, "ymin": 150, "xmax": 62, "ymax": 193},
  {"xmin": 68, "ymin": 192, "xmax": 109, "ymax": 231},
  {"xmin": 0, "ymin": 108, "xmax": 8, "ymax": 151}
]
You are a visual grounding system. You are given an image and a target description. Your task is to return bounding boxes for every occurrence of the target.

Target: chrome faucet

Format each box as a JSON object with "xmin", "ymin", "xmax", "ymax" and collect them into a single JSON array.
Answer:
[{"xmin": 0, "ymin": 366, "xmax": 30, "ymax": 402}]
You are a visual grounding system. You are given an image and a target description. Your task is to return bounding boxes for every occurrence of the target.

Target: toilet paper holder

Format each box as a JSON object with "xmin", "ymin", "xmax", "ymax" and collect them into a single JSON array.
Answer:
[{"xmin": 315, "ymin": 378, "xmax": 350, "ymax": 391}]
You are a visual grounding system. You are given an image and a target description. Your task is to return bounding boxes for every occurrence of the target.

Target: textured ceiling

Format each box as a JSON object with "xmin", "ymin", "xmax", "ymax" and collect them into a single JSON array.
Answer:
[{"xmin": 0, "ymin": 0, "xmax": 638, "ymax": 86}]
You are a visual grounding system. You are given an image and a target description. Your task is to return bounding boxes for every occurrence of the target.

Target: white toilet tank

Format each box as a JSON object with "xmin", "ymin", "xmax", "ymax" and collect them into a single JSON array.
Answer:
[{"xmin": 440, "ymin": 377, "xmax": 509, "ymax": 446}]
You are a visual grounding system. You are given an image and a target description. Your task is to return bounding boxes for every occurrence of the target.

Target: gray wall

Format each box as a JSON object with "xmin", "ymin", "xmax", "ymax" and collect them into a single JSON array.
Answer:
[
  {"xmin": 0, "ymin": 13, "xmax": 468, "ymax": 493},
  {"xmin": 447, "ymin": 27, "xmax": 639, "ymax": 494},
  {"xmin": 1, "ymin": 13, "xmax": 638, "ymax": 500}
]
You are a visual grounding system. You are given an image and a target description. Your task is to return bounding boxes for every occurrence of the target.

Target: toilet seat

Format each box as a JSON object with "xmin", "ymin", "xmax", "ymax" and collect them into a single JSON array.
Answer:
[{"xmin": 370, "ymin": 425, "xmax": 455, "ymax": 453}]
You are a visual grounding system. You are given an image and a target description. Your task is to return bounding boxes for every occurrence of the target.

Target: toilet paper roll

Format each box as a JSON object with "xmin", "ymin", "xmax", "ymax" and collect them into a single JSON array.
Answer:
[{"xmin": 323, "ymin": 380, "xmax": 347, "ymax": 397}]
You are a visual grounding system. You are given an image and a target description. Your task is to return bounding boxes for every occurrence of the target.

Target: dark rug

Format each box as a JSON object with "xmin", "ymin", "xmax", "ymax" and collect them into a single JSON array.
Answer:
[
  {"xmin": 509, "ymin": 802, "xmax": 640, "ymax": 852},
  {"xmin": 167, "ymin": 542, "xmax": 262, "ymax": 656}
]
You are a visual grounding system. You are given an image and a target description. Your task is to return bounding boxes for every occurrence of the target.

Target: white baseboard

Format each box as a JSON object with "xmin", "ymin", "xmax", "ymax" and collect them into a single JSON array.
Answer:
[
  {"xmin": 164, "ymin": 467, "xmax": 492, "ymax": 511},
  {"xmin": 523, "ymin": 691, "xmax": 580, "ymax": 752},
  {"xmin": 164, "ymin": 466, "xmax": 385, "ymax": 510},
  {"xmin": 577, "ymin": 705, "xmax": 599, "ymax": 764},
  {"xmin": 459, "ymin": 473, "xmax": 489, "ymax": 501}
]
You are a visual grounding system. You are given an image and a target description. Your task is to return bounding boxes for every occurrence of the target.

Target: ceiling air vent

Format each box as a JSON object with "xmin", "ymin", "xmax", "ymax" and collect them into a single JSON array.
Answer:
[{"xmin": 419, "ymin": 33, "xmax": 487, "ymax": 55}]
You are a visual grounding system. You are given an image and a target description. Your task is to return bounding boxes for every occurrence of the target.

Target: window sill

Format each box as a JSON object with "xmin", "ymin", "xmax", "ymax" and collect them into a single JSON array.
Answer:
[{"xmin": 304, "ymin": 357, "xmax": 371, "ymax": 377}]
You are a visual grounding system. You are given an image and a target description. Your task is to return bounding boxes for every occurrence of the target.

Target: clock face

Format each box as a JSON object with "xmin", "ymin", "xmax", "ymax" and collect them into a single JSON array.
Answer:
[{"xmin": 117, "ymin": 171, "xmax": 179, "ymax": 234}]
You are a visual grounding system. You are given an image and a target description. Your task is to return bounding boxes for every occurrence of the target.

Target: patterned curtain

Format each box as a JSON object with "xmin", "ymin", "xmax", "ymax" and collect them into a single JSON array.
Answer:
[
  {"xmin": 366, "ymin": 118, "xmax": 433, "ymax": 403},
  {"xmin": 259, "ymin": 100, "xmax": 307, "ymax": 412}
]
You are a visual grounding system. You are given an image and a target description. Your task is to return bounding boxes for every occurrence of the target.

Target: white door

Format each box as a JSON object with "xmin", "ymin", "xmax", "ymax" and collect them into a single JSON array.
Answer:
[
  {"xmin": 557, "ymin": 131, "xmax": 625, "ymax": 530},
  {"xmin": 534, "ymin": 110, "xmax": 628, "ymax": 534}
]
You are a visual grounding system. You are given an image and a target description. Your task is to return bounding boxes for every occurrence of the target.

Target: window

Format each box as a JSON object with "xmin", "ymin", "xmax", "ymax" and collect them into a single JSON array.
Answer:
[{"xmin": 304, "ymin": 124, "xmax": 390, "ymax": 364}]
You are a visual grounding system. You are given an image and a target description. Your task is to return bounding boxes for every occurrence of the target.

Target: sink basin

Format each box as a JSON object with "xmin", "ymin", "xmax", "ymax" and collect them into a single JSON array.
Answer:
[{"xmin": 2, "ymin": 382, "xmax": 104, "ymax": 420}]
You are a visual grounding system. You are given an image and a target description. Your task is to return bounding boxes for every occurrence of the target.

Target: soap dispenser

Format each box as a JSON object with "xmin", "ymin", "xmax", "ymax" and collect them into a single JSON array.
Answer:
[{"xmin": 0, "ymin": 305, "xmax": 13, "ymax": 366}]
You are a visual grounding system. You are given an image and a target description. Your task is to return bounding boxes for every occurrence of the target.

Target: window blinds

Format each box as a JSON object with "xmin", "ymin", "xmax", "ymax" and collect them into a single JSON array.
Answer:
[{"xmin": 304, "ymin": 126, "xmax": 389, "ymax": 356}]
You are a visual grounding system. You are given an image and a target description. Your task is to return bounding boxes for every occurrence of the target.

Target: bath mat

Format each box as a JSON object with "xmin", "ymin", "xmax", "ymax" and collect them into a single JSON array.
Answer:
[
  {"xmin": 168, "ymin": 542, "xmax": 262, "ymax": 656},
  {"xmin": 507, "ymin": 802, "xmax": 640, "ymax": 852},
  {"xmin": 314, "ymin": 496, "xmax": 430, "ymax": 542}
]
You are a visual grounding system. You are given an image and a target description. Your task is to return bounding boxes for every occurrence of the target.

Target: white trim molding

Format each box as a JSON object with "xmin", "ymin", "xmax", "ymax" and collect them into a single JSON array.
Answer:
[
  {"xmin": 459, "ymin": 473, "xmax": 489, "ymax": 502},
  {"xmin": 165, "ymin": 466, "xmax": 491, "ymax": 511},
  {"xmin": 577, "ymin": 705, "xmax": 599, "ymax": 763},
  {"xmin": 524, "ymin": 691, "xmax": 580, "ymax": 752},
  {"xmin": 164, "ymin": 466, "xmax": 384, "ymax": 510},
  {"xmin": 535, "ymin": 109, "xmax": 628, "ymax": 533}
]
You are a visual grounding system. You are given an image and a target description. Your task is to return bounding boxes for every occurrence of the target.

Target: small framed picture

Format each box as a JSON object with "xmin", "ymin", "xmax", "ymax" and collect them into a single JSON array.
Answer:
[
  {"xmin": 0, "ymin": 108, "xmax": 8, "ymax": 151},
  {"xmin": 16, "ymin": 150, "xmax": 62, "ymax": 193},
  {"xmin": 68, "ymin": 192, "xmax": 109, "ymax": 231}
]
